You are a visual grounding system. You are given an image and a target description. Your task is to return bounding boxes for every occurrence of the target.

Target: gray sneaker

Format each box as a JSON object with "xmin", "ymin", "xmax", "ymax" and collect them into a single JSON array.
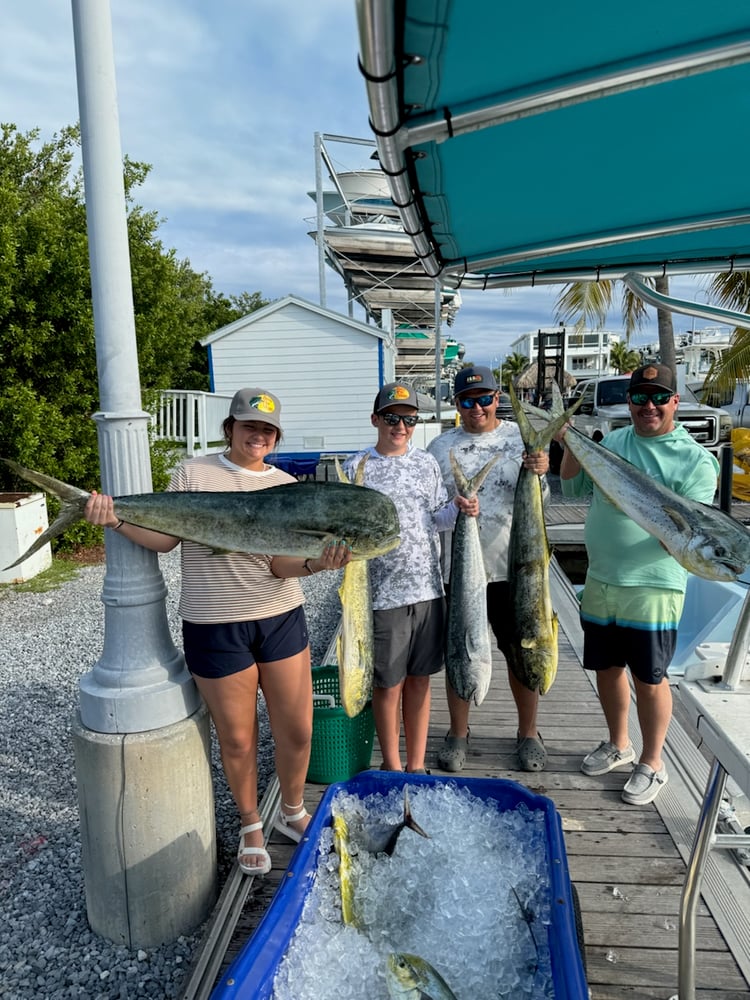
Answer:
[
  {"xmin": 581, "ymin": 740, "xmax": 636, "ymax": 776},
  {"xmin": 622, "ymin": 763, "xmax": 668, "ymax": 805}
]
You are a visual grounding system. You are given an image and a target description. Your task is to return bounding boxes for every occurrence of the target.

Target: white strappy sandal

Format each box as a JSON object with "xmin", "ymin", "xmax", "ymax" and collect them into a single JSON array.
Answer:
[
  {"xmin": 237, "ymin": 821, "xmax": 272, "ymax": 876},
  {"xmin": 273, "ymin": 802, "xmax": 310, "ymax": 844}
]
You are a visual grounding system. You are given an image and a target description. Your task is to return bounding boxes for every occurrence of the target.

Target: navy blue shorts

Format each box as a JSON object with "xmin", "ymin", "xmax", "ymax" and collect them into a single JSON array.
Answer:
[
  {"xmin": 182, "ymin": 606, "xmax": 309, "ymax": 679},
  {"xmin": 582, "ymin": 622, "xmax": 676, "ymax": 685}
]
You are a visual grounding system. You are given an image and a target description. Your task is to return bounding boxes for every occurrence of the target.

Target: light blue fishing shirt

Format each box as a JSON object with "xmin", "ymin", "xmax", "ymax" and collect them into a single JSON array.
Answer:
[
  {"xmin": 561, "ymin": 424, "xmax": 720, "ymax": 590},
  {"xmin": 343, "ymin": 445, "xmax": 456, "ymax": 611}
]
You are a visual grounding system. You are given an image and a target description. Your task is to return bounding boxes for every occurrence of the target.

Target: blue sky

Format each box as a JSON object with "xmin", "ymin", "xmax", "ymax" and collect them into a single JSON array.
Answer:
[{"xmin": 1, "ymin": 1, "xmax": 713, "ymax": 369}]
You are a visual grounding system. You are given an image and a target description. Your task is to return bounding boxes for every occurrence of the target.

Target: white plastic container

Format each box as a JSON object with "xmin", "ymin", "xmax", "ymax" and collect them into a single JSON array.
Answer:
[{"xmin": 0, "ymin": 492, "xmax": 52, "ymax": 584}]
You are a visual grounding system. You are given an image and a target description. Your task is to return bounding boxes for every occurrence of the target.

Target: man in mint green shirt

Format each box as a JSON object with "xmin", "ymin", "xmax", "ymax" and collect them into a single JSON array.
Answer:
[{"xmin": 558, "ymin": 364, "xmax": 719, "ymax": 806}]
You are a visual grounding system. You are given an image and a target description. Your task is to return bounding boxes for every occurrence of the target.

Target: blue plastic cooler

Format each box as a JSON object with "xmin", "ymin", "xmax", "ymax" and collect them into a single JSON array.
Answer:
[{"xmin": 211, "ymin": 771, "xmax": 588, "ymax": 999}]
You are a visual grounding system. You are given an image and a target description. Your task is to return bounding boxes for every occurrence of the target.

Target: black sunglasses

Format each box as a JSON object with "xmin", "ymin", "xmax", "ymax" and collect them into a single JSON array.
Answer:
[
  {"xmin": 629, "ymin": 390, "xmax": 674, "ymax": 406},
  {"xmin": 381, "ymin": 412, "xmax": 419, "ymax": 427},
  {"xmin": 458, "ymin": 392, "xmax": 496, "ymax": 409}
]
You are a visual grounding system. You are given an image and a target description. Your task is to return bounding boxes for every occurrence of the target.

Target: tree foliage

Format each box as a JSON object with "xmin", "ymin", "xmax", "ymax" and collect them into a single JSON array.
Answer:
[
  {"xmin": 609, "ymin": 341, "xmax": 642, "ymax": 374},
  {"xmin": 0, "ymin": 124, "xmax": 267, "ymax": 548},
  {"xmin": 554, "ymin": 275, "xmax": 679, "ymax": 372},
  {"xmin": 700, "ymin": 273, "xmax": 750, "ymax": 400},
  {"xmin": 501, "ymin": 352, "xmax": 529, "ymax": 389}
]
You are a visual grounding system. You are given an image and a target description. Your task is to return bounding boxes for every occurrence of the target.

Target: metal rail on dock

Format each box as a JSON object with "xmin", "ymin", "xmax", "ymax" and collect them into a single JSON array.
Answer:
[{"xmin": 180, "ymin": 780, "xmax": 282, "ymax": 1000}]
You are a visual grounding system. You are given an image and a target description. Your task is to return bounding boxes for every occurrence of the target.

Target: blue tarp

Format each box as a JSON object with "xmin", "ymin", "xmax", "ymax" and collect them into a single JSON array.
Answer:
[{"xmin": 268, "ymin": 453, "xmax": 320, "ymax": 478}]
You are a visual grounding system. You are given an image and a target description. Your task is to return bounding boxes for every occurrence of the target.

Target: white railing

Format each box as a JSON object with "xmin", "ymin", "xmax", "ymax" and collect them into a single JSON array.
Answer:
[{"xmin": 154, "ymin": 390, "xmax": 233, "ymax": 457}]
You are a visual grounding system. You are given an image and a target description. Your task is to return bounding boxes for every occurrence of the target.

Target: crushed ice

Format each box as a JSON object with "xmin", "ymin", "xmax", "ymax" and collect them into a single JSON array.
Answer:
[{"xmin": 271, "ymin": 782, "xmax": 557, "ymax": 999}]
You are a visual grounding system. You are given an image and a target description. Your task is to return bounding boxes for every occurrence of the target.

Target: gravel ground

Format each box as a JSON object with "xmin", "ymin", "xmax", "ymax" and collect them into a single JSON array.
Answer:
[{"xmin": 0, "ymin": 549, "xmax": 341, "ymax": 1000}]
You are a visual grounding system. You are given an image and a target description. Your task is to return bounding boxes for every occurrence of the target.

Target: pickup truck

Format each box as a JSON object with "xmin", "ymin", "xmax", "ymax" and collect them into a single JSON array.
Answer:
[
  {"xmin": 700, "ymin": 381, "xmax": 750, "ymax": 429},
  {"xmin": 563, "ymin": 374, "xmax": 733, "ymax": 455}
]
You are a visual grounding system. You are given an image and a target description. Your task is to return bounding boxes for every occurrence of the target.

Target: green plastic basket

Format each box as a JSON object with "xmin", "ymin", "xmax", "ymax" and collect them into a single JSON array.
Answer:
[{"xmin": 307, "ymin": 665, "xmax": 375, "ymax": 784}]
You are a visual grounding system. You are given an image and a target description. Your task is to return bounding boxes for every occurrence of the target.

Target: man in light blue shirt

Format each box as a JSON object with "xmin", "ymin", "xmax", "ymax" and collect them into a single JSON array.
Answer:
[{"xmin": 558, "ymin": 364, "xmax": 719, "ymax": 806}]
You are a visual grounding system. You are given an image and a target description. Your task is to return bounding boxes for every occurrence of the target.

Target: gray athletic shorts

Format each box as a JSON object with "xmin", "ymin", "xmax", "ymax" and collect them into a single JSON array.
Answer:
[{"xmin": 373, "ymin": 597, "xmax": 446, "ymax": 688}]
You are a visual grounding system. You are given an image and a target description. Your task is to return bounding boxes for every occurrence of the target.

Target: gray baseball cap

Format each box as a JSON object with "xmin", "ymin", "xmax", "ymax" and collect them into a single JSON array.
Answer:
[
  {"xmin": 229, "ymin": 387, "xmax": 283, "ymax": 430},
  {"xmin": 373, "ymin": 382, "xmax": 419, "ymax": 413}
]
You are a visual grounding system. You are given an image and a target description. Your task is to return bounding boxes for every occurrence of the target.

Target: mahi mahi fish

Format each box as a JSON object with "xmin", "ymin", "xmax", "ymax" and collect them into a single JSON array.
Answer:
[
  {"xmin": 385, "ymin": 952, "xmax": 458, "ymax": 1000},
  {"xmin": 0, "ymin": 457, "xmax": 401, "ymax": 570},
  {"xmin": 332, "ymin": 812, "xmax": 359, "ymax": 928},
  {"xmin": 334, "ymin": 456, "xmax": 374, "ymax": 718},
  {"xmin": 531, "ymin": 388, "xmax": 750, "ymax": 582},
  {"xmin": 506, "ymin": 385, "xmax": 583, "ymax": 694},
  {"xmin": 446, "ymin": 452, "xmax": 498, "ymax": 706},
  {"xmin": 332, "ymin": 787, "xmax": 429, "ymax": 928}
]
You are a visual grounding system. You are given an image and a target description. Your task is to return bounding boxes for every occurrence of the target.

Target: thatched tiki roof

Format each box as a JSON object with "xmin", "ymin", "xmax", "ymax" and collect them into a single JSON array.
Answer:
[{"xmin": 514, "ymin": 362, "xmax": 577, "ymax": 390}]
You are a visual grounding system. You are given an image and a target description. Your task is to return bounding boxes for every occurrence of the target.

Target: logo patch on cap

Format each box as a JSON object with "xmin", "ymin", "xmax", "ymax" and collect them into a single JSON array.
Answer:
[
  {"xmin": 464, "ymin": 374, "xmax": 482, "ymax": 384},
  {"xmin": 641, "ymin": 366, "xmax": 660, "ymax": 381},
  {"xmin": 388, "ymin": 385, "xmax": 412, "ymax": 402},
  {"xmin": 248, "ymin": 394, "xmax": 276, "ymax": 415}
]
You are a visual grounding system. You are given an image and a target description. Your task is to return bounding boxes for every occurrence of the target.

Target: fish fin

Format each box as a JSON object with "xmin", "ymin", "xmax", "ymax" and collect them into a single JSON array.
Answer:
[
  {"xmin": 333, "ymin": 456, "xmax": 349, "ymax": 484},
  {"xmin": 449, "ymin": 450, "xmax": 470, "ymax": 496},
  {"xmin": 663, "ymin": 505, "xmax": 692, "ymax": 533},
  {"xmin": 0, "ymin": 458, "xmax": 90, "ymax": 569},
  {"xmin": 520, "ymin": 637, "xmax": 537, "ymax": 650},
  {"xmin": 335, "ymin": 453, "xmax": 368, "ymax": 486},
  {"xmin": 403, "ymin": 786, "xmax": 431, "ymax": 840},
  {"xmin": 549, "ymin": 381, "xmax": 565, "ymax": 417},
  {"xmin": 508, "ymin": 384, "xmax": 583, "ymax": 452},
  {"xmin": 449, "ymin": 450, "xmax": 498, "ymax": 498},
  {"xmin": 353, "ymin": 454, "xmax": 369, "ymax": 486}
]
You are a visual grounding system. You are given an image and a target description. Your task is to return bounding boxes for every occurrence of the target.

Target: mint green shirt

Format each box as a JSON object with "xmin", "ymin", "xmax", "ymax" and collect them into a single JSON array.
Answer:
[{"xmin": 561, "ymin": 424, "xmax": 720, "ymax": 590}]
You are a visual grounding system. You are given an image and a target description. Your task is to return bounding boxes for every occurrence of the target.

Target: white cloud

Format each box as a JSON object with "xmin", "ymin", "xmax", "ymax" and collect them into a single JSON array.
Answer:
[{"xmin": 0, "ymin": 1, "xmax": 719, "ymax": 370}]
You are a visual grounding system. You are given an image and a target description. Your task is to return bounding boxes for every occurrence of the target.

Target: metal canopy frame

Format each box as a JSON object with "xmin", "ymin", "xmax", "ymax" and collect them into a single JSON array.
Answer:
[{"xmin": 355, "ymin": 1, "xmax": 750, "ymax": 328}]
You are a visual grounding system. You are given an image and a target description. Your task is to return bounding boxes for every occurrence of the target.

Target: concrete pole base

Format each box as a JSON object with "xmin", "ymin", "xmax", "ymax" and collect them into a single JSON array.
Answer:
[{"xmin": 72, "ymin": 703, "xmax": 218, "ymax": 948}]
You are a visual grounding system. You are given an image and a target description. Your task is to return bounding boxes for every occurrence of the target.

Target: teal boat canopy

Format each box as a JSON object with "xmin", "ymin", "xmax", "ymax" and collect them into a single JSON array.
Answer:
[{"xmin": 356, "ymin": 1, "xmax": 750, "ymax": 293}]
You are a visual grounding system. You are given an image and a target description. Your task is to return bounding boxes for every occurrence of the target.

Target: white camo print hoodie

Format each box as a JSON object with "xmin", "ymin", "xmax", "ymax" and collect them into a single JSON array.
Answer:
[
  {"xmin": 428, "ymin": 421, "xmax": 548, "ymax": 583},
  {"xmin": 342, "ymin": 445, "xmax": 458, "ymax": 611}
]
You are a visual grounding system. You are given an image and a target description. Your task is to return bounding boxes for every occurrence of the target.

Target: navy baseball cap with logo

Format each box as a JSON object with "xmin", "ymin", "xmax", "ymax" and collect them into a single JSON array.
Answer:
[{"xmin": 453, "ymin": 365, "xmax": 498, "ymax": 396}]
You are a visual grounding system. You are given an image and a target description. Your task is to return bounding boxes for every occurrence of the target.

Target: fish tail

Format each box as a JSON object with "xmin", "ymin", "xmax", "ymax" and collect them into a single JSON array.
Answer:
[
  {"xmin": 334, "ymin": 456, "xmax": 349, "ymax": 484},
  {"xmin": 449, "ymin": 450, "xmax": 498, "ymax": 497},
  {"xmin": 1, "ymin": 458, "xmax": 90, "ymax": 569},
  {"xmin": 508, "ymin": 383, "xmax": 582, "ymax": 452},
  {"xmin": 403, "ymin": 786, "xmax": 431, "ymax": 840}
]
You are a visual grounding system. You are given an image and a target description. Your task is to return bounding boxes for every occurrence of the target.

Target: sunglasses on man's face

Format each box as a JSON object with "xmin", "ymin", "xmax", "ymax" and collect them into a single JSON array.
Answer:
[
  {"xmin": 629, "ymin": 391, "xmax": 674, "ymax": 406},
  {"xmin": 458, "ymin": 393, "xmax": 496, "ymax": 409},
  {"xmin": 381, "ymin": 412, "xmax": 419, "ymax": 427}
]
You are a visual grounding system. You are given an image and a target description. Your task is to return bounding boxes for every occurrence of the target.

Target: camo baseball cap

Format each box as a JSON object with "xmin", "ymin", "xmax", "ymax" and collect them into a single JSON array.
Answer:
[
  {"xmin": 373, "ymin": 382, "xmax": 419, "ymax": 413},
  {"xmin": 229, "ymin": 387, "xmax": 283, "ymax": 430},
  {"xmin": 628, "ymin": 364, "xmax": 676, "ymax": 394},
  {"xmin": 453, "ymin": 365, "xmax": 498, "ymax": 396}
]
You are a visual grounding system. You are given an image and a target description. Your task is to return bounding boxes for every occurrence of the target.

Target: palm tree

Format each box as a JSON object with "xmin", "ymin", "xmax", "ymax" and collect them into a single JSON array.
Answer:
[
  {"xmin": 501, "ymin": 352, "xmax": 529, "ymax": 389},
  {"xmin": 553, "ymin": 275, "xmax": 677, "ymax": 372},
  {"xmin": 698, "ymin": 273, "xmax": 750, "ymax": 400},
  {"xmin": 609, "ymin": 341, "xmax": 642, "ymax": 374}
]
